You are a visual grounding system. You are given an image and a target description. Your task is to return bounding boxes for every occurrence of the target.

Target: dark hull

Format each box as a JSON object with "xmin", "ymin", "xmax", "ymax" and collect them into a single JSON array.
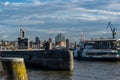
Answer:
[
  {"xmin": 82, "ymin": 57, "xmax": 120, "ymax": 61},
  {"xmin": 74, "ymin": 56, "xmax": 120, "ymax": 61}
]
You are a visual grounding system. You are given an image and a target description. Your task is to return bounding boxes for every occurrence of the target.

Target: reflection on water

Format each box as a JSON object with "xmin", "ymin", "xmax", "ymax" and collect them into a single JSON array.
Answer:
[
  {"xmin": 28, "ymin": 60, "xmax": 120, "ymax": 80},
  {"xmin": 28, "ymin": 70, "xmax": 73, "ymax": 80},
  {"xmin": 73, "ymin": 60, "xmax": 120, "ymax": 80},
  {"xmin": 1, "ymin": 60, "xmax": 120, "ymax": 80}
]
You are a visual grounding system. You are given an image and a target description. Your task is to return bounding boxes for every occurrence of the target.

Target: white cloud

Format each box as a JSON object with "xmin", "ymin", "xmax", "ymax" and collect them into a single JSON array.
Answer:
[
  {"xmin": 27, "ymin": 28, "xmax": 67, "ymax": 34},
  {"xmin": 0, "ymin": 0, "xmax": 120, "ymax": 41},
  {"xmin": 4, "ymin": 1, "xmax": 10, "ymax": 6},
  {"xmin": 2, "ymin": 35, "xmax": 8, "ymax": 40},
  {"xmin": 1, "ymin": 19, "xmax": 44, "ymax": 26},
  {"xmin": 33, "ymin": 0, "xmax": 41, "ymax": 5},
  {"xmin": 105, "ymin": 3, "xmax": 120, "ymax": 11},
  {"xmin": 71, "ymin": 7, "xmax": 120, "ymax": 15},
  {"xmin": 27, "ymin": 0, "xmax": 47, "ymax": 6},
  {"xmin": 12, "ymin": 3, "xmax": 25, "ymax": 6},
  {"xmin": 3, "ymin": 1, "xmax": 25, "ymax": 7}
]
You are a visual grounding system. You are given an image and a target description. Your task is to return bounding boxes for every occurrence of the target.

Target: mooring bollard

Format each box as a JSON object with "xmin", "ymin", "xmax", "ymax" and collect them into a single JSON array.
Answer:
[
  {"xmin": 0, "ymin": 57, "xmax": 28, "ymax": 80},
  {"xmin": 67, "ymin": 50, "xmax": 74, "ymax": 71}
]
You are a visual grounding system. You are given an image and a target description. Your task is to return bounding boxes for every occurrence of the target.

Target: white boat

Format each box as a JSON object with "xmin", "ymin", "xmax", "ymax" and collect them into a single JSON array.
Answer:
[{"xmin": 74, "ymin": 38, "xmax": 120, "ymax": 61}]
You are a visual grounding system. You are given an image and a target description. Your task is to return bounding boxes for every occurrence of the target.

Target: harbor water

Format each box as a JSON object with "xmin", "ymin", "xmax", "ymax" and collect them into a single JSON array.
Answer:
[{"xmin": 1, "ymin": 60, "xmax": 120, "ymax": 80}]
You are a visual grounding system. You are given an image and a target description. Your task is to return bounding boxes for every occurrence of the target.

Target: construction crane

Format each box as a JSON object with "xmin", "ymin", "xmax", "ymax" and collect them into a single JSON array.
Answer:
[{"xmin": 107, "ymin": 21, "xmax": 117, "ymax": 39}]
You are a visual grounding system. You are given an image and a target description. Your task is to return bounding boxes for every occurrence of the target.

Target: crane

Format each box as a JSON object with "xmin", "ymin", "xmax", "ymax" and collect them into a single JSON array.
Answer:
[{"xmin": 107, "ymin": 21, "xmax": 117, "ymax": 39}]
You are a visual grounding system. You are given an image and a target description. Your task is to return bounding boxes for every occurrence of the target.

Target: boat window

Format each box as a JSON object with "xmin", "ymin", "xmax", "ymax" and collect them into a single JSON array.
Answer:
[
  {"xmin": 84, "ymin": 42, "xmax": 94, "ymax": 49},
  {"xmin": 84, "ymin": 40, "xmax": 120, "ymax": 49},
  {"xmin": 92, "ymin": 41, "xmax": 115, "ymax": 49}
]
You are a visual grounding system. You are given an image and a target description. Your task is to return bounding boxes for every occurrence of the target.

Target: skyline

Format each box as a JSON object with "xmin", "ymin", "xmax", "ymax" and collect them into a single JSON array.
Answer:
[{"xmin": 0, "ymin": 0, "xmax": 120, "ymax": 42}]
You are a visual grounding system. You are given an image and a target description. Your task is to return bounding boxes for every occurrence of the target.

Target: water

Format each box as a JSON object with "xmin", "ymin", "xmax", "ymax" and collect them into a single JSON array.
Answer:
[
  {"xmin": 28, "ymin": 60, "xmax": 120, "ymax": 80},
  {"xmin": 1, "ymin": 60, "xmax": 120, "ymax": 80}
]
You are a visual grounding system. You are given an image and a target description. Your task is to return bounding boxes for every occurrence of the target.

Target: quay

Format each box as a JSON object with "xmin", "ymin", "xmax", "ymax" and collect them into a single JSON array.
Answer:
[{"xmin": 0, "ymin": 50, "xmax": 74, "ymax": 71}]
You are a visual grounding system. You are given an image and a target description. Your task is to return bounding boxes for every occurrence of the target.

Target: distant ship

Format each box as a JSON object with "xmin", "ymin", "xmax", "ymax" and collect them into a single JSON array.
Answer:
[{"xmin": 74, "ymin": 38, "xmax": 120, "ymax": 61}]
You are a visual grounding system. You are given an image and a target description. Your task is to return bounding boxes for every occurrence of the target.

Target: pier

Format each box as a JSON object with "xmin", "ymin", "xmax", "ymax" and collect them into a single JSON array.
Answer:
[{"xmin": 0, "ymin": 50, "xmax": 74, "ymax": 71}]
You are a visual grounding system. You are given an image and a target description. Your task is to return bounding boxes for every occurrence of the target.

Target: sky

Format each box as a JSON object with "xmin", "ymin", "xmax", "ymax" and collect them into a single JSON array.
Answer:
[{"xmin": 0, "ymin": 0, "xmax": 120, "ymax": 42}]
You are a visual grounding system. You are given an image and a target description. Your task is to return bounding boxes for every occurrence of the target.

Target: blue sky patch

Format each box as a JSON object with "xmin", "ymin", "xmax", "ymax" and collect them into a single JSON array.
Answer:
[{"xmin": 0, "ymin": 0, "xmax": 120, "ymax": 42}]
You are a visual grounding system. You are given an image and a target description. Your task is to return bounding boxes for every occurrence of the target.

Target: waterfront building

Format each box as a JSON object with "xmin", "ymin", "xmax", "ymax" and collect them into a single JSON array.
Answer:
[
  {"xmin": 55, "ymin": 33, "xmax": 66, "ymax": 47},
  {"xmin": 47, "ymin": 38, "xmax": 53, "ymax": 50},
  {"xmin": 20, "ymin": 28, "xmax": 25, "ymax": 39},
  {"xmin": 30, "ymin": 41, "xmax": 33, "ymax": 49},
  {"xmin": 29, "ymin": 37, "xmax": 41, "ymax": 49},
  {"xmin": 18, "ymin": 38, "xmax": 29, "ymax": 49},
  {"xmin": 49, "ymin": 38, "xmax": 52, "ymax": 43},
  {"xmin": 35, "ymin": 36, "xmax": 41, "ymax": 49},
  {"xmin": 0, "ymin": 40, "xmax": 16, "ymax": 50},
  {"xmin": 17, "ymin": 28, "xmax": 30, "ymax": 49},
  {"xmin": 66, "ymin": 39, "xmax": 69, "ymax": 49}
]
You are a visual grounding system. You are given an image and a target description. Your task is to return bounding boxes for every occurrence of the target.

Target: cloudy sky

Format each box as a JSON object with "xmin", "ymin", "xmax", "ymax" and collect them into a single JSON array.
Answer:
[{"xmin": 0, "ymin": 0, "xmax": 120, "ymax": 42}]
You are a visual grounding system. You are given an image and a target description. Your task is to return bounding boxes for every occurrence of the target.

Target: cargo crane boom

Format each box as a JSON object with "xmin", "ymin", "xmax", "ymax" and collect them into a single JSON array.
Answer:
[{"xmin": 107, "ymin": 21, "xmax": 117, "ymax": 39}]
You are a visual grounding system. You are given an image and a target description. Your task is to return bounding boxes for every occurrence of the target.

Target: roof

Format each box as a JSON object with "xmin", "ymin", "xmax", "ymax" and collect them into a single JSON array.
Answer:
[{"xmin": 83, "ymin": 38, "xmax": 120, "ymax": 42}]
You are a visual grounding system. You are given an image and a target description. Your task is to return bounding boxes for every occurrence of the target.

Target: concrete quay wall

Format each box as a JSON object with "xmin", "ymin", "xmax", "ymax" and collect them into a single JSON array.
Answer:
[{"xmin": 0, "ymin": 50, "xmax": 74, "ymax": 71}]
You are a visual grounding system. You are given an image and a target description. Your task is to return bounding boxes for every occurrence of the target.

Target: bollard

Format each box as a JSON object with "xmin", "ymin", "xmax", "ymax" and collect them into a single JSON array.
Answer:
[
  {"xmin": 0, "ymin": 57, "xmax": 28, "ymax": 80},
  {"xmin": 67, "ymin": 50, "xmax": 74, "ymax": 71}
]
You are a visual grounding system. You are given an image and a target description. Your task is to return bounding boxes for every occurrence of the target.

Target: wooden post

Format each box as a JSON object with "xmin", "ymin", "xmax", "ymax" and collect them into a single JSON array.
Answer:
[{"xmin": 0, "ymin": 57, "xmax": 28, "ymax": 80}]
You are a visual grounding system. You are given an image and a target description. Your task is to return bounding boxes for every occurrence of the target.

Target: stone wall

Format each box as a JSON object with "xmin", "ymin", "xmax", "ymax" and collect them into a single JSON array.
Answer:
[{"xmin": 0, "ymin": 50, "xmax": 74, "ymax": 71}]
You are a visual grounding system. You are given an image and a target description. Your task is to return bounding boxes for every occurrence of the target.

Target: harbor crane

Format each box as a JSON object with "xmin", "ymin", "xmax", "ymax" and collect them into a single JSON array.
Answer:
[{"xmin": 107, "ymin": 21, "xmax": 117, "ymax": 39}]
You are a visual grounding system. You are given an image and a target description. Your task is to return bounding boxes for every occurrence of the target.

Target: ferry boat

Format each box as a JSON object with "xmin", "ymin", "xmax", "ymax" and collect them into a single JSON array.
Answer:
[{"xmin": 74, "ymin": 38, "xmax": 120, "ymax": 61}]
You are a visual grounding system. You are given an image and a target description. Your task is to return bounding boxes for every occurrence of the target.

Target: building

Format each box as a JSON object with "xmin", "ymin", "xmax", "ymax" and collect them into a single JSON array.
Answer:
[
  {"xmin": 29, "ymin": 36, "xmax": 41, "ymax": 49},
  {"xmin": 20, "ymin": 28, "xmax": 25, "ymax": 39},
  {"xmin": 49, "ymin": 38, "xmax": 52, "ymax": 43},
  {"xmin": 55, "ymin": 33, "xmax": 66, "ymax": 47},
  {"xmin": 18, "ymin": 38, "xmax": 29, "ymax": 49},
  {"xmin": 17, "ymin": 28, "xmax": 29, "ymax": 49},
  {"xmin": 35, "ymin": 36, "xmax": 41, "ymax": 49},
  {"xmin": 0, "ymin": 40, "xmax": 16, "ymax": 50}
]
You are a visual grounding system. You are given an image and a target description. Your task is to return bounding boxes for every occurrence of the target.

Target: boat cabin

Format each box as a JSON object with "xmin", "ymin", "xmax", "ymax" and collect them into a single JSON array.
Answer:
[{"xmin": 83, "ymin": 39, "xmax": 120, "ymax": 49}]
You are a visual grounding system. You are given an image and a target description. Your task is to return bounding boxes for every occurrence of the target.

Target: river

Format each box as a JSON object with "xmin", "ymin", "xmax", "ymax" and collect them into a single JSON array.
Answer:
[
  {"xmin": 28, "ymin": 60, "xmax": 120, "ymax": 80},
  {"xmin": 1, "ymin": 60, "xmax": 120, "ymax": 80}
]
